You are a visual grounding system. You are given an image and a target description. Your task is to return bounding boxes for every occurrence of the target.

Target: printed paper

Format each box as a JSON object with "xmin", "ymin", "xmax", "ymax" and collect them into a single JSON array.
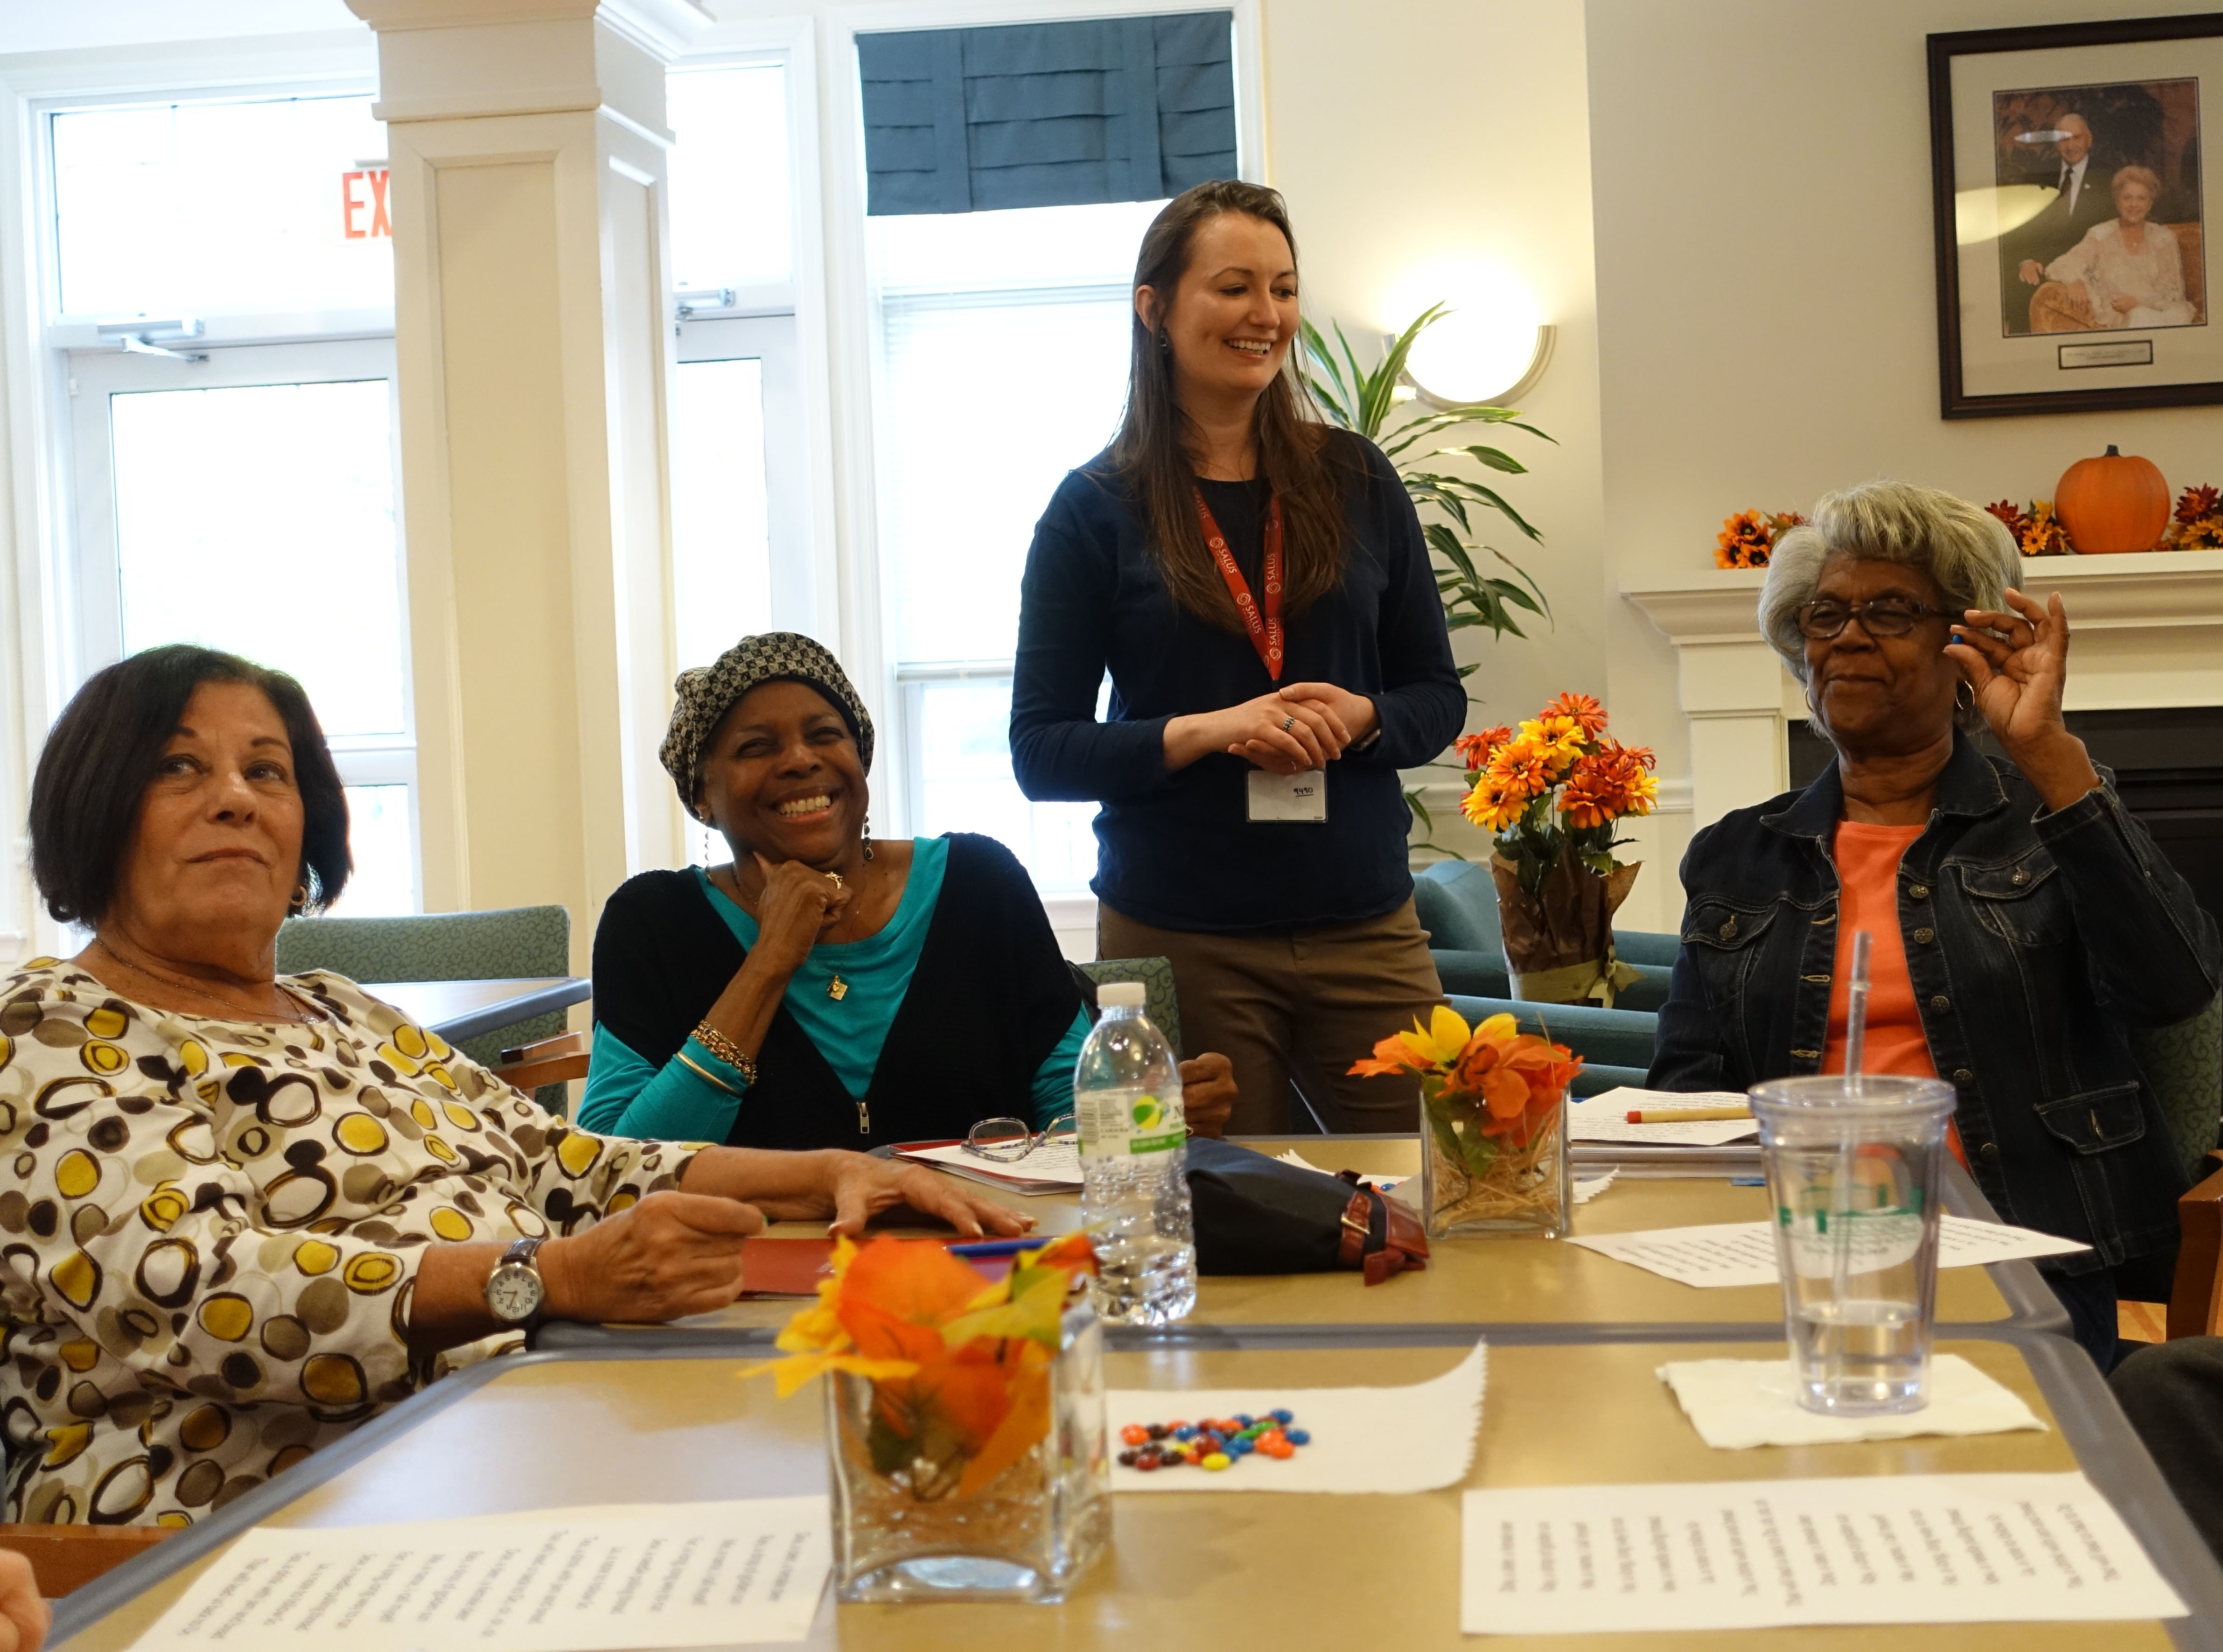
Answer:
[
  {"xmin": 1567, "ymin": 1215, "xmax": 2090, "ymax": 1288},
  {"xmin": 1460, "ymin": 1473, "xmax": 2184, "ymax": 1631},
  {"xmin": 132, "ymin": 1498, "xmax": 830, "ymax": 1652},
  {"xmin": 1571, "ymin": 1089, "xmax": 1758, "ymax": 1146}
]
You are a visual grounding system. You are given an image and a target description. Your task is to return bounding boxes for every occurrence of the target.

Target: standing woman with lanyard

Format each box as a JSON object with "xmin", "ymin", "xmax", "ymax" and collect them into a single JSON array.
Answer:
[{"xmin": 1010, "ymin": 179, "xmax": 1463, "ymax": 1133}]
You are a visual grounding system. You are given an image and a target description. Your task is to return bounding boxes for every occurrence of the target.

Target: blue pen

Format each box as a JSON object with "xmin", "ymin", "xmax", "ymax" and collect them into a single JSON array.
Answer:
[{"xmin": 946, "ymin": 1237, "xmax": 1046, "ymax": 1259}]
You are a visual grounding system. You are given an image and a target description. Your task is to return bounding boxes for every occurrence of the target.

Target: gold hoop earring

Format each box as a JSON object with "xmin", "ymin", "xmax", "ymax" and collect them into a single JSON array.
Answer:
[
  {"xmin": 1955, "ymin": 680, "xmax": 1977, "ymax": 717},
  {"xmin": 288, "ymin": 883, "xmax": 309, "ymax": 913}
]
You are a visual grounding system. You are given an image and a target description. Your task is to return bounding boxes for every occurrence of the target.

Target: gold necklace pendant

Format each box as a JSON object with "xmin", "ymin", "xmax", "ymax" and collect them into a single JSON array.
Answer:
[{"xmin": 828, "ymin": 974, "xmax": 849, "ymax": 1002}]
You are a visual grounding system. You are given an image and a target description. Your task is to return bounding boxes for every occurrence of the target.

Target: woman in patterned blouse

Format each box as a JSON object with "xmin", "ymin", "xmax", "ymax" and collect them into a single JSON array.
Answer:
[{"xmin": 0, "ymin": 644, "xmax": 1027, "ymax": 1526}]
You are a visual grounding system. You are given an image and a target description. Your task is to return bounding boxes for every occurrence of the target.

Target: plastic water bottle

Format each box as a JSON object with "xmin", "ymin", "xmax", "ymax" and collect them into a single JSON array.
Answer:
[{"xmin": 1072, "ymin": 982, "xmax": 1196, "ymax": 1324}]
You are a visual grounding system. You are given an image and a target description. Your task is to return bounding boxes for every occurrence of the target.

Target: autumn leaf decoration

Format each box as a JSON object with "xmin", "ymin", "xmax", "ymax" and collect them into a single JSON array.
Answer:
[
  {"xmin": 1351, "ymin": 1005, "xmax": 1583, "ymax": 1173},
  {"xmin": 742, "ymin": 1232, "xmax": 1098, "ymax": 1502},
  {"xmin": 1985, "ymin": 498, "xmax": 2074, "ymax": 557},
  {"xmin": 1713, "ymin": 509, "xmax": 1807, "ymax": 570},
  {"xmin": 2172, "ymin": 483, "xmax": 2223, "ymax": 551}
]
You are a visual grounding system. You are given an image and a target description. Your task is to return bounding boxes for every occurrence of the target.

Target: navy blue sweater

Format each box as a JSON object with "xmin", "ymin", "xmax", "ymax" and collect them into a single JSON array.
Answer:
[{"xmin": 1009, "ymin": 431, "xmax": 1463, "ymax": 933}]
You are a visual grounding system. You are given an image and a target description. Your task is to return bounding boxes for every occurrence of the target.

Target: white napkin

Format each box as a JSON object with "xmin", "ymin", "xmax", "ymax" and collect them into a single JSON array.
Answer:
[{"xmin": 1657, "ymin": 1353, "xmax": 2047, "ymax": 1449}]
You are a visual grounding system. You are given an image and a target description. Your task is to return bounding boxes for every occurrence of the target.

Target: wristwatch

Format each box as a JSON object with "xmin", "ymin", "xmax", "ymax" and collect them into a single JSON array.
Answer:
[{"xmin": 484, "ymin": 1236, "xmax": 549, "ymax": 1327}]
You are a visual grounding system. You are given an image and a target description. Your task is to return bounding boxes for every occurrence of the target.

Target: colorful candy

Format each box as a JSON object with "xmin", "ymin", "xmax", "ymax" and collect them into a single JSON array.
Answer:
[{"xmin": 1115, "ymin": 1410, "xmax": 1314, "ymax": 1474}]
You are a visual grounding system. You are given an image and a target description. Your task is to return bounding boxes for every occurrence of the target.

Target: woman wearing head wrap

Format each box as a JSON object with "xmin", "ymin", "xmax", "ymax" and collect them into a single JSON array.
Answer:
[{"xmin": 580, "ymin": 634, "xmax": 1236, "ymax": 1147}]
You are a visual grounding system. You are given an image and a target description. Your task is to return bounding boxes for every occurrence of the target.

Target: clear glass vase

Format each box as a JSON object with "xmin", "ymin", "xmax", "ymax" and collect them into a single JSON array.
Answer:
[
  {"xmin": 1420, "ymin": 1078, "xmax": 1572, "ymax": 1239},
  {"xmin": 827, "ymin": 1296, "xmax": 1112, "ymax": 1603}
]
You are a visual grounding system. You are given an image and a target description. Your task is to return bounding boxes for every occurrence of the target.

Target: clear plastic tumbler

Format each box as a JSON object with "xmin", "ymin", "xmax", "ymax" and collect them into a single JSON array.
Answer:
[{"xmin": 1747, "ymin": 1075, "xmax": 1958, "ymax": 1415}]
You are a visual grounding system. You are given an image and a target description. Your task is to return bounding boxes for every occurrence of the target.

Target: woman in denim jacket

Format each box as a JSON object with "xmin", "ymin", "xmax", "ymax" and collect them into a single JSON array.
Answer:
[{"xmin": 1649, "ymin": 480, "xmax": 2219, "ymax": 1366}]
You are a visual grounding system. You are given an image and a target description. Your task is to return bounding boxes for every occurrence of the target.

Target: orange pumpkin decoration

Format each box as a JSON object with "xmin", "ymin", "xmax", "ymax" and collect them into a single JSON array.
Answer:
[{"xmin": 2054, "ymin": 445, "xmax": 2170, "ymax": 553}]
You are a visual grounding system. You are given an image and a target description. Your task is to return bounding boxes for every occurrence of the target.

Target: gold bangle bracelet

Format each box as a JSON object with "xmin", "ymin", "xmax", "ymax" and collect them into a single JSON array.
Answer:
[
  {"xmin": 691, "ymin": 1021, "xmax": 759, "ymax": 1086},
  {"xmin": 674, "ymin": 1049, "xmax": 746, "ymax": 1096}
]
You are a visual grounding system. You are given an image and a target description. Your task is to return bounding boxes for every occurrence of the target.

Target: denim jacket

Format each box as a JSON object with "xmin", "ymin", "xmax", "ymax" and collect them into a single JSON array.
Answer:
[{"xmin": 1650, "ymin": 735, "xmax": 2221, "ymax": 1274}]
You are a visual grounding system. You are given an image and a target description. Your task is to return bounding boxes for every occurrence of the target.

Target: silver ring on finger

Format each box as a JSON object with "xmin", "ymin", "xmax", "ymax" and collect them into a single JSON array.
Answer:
[{"xmin": 1282, "ymin": 715, "xmax": 1296, "ymax": 733}]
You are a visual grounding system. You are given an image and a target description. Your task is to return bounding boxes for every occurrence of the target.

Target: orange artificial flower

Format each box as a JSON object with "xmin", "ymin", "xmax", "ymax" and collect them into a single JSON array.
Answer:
[
  {"xmin": 1715, "ymin": 510, "xmax": 1773, "ymax": 570},
  {"xmin": 1558, "ymin": 739, "xmax": 1660, "ymax": 829},
  {"xmin": 1539, "ymin": 692, "xmax": 1608, "ymax": 740},
  {"xmin": 743, "ymin": 1232, "xmax": 1098, "ymax": 1498},
  {"xmin": 1453, "ymin": 727, "xmax": 1512, "ymax": 772},
  {"xmin": 1351, "ymin": 1011, "xmax": 1582, "ymax": 1149}
]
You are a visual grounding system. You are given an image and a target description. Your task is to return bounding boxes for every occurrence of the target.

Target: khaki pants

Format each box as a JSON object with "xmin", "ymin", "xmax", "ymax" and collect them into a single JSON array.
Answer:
[{"xmin": 1098, "ymin": 899, "xmax": 1444, "ymax": 1134}]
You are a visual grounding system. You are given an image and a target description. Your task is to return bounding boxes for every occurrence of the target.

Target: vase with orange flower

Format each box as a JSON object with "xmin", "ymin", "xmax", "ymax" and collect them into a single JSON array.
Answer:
[
  {"xmin": 743, "ymin": 1232, "xmax": 1110, "ymax": 1603},
  {"xmin": 1352, "ymin": 1006, "xmax": 1583, "ymax": 1238},
  {"xmin": 1456, "ymin": 692, "xmax": 1659, "ymax": 1006}
]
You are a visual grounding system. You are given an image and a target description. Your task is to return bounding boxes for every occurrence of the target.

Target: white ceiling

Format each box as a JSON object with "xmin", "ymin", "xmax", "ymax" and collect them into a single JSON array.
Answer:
[{"xmin": 0, "ymin": 0, "xmax": 363, "ymax": 56}]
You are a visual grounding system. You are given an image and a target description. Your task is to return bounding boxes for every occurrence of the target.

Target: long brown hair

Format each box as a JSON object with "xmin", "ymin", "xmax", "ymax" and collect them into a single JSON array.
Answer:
[{"xmin": 1106, "ymin": 180, "xmax": 1349, "ymax": 631}]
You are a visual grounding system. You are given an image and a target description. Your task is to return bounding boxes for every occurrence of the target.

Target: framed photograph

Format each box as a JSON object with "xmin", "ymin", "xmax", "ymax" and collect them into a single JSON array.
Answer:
[{"xmin": 1929, "ymin": 12, "xmax": 2223, "ymax": 417}]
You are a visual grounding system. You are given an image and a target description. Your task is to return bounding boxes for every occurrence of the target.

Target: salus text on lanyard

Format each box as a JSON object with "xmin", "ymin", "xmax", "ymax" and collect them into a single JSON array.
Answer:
[{"xmin": 1193, "ymin": 488, "xmax": 1327, "ymax": 824}]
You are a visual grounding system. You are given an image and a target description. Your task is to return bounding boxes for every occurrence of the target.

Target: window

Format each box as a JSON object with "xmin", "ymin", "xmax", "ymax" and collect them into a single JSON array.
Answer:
[
  {"xmin": 47, "ymin": 91, "xmax": 416, "ymax": 914},
  {"xmin": 666, "ymin": 57, "xmax": 813, "ymax": 868},
  {"xmin": 870, "ymin": 198, "xmax": 1160, "ymax": 893},
  {"xmin": 51, "ymin": 95, "xmax": 391, "ymax": 320}
]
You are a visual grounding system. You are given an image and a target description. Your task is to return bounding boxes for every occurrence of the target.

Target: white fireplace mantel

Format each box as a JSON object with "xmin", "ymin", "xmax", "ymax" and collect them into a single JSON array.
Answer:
[{"xmin": 1622, "ymin": 548, "xmax": 2223, "ymax": 828}]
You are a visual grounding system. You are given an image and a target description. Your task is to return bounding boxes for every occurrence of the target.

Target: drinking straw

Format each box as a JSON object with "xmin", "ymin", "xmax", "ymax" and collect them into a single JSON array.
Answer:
[{"xmin": 1842, "ymin": 929, "xmax": 1873, "ymax": 1096}]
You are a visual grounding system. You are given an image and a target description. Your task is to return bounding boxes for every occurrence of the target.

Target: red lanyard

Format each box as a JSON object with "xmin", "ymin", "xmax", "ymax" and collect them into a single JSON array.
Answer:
[{"xmin": 1193, "ymin": 488, "xmax": 1284, "ymax": 680}]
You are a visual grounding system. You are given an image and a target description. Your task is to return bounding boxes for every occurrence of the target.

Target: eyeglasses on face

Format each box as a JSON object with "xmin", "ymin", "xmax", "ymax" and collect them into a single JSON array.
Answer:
[{"xmin": 1793, "ymin": 597, "xmax": 1954, "ymax": 640}]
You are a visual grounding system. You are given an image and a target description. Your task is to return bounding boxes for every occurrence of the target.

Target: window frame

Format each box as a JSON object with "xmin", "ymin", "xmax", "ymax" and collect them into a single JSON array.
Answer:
[
  {"xmin": 0, "ymin": 41, "xmax": 387, "ymax": 960},
  {"xmin": 62, "ymin": 336, "xmax": 420, "ymax": 915},
  {"xmin": 667, "ymin": 24, "xmax": 841, "ymax": 658},
  {"xmin": 821, "ymin": 0, "xmax": 1264, "ymax": 916}
]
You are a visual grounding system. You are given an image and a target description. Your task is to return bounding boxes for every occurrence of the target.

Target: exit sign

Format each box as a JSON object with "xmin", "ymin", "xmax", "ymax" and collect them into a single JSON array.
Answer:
[{"xmin": 341, "ymin": 167, "xmax": 391, "ymax": 240}]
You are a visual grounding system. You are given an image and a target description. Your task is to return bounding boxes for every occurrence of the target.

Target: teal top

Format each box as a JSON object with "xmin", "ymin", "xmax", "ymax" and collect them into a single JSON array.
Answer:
[{"xmin": 579, "ymin": 838, "xmax": 1088, "ymax": 1141}]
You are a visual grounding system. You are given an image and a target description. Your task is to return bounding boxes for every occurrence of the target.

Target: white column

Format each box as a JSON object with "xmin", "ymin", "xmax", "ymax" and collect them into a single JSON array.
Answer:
[
  {"xmin": 1622, "ymin": 572, "xmax": 1787, "ymax": 829},
  {"xmin": 346, "ymin": 0, "xmax": 707, "ymax": 970}
]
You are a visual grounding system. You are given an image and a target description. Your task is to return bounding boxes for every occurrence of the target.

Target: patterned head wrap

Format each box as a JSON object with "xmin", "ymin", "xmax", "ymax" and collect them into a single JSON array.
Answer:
[{"xmin": 658, "ymin": 632, "xmax": 876, "ymax": 812}]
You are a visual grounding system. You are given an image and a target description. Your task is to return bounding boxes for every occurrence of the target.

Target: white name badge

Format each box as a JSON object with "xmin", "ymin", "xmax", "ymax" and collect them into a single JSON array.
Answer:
[{"xmin": 1247, "ymin": 768, "xmax": 1329, "ymax": 823}]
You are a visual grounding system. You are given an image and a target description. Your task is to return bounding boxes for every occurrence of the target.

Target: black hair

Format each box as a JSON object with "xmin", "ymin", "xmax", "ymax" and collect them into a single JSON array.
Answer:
[{"xmin": 29, "ymin": 644, "xmax": 351, "ymax": 925}]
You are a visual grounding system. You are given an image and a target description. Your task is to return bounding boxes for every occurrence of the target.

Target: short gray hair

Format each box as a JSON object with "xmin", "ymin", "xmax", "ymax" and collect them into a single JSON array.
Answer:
[{"xmin": 1759, "ymin": 480, "xmax": 2021, "ymax": 729}]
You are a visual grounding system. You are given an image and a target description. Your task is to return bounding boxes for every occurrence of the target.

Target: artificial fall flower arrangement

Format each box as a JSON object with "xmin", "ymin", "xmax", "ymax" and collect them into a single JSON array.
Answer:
[
  {"xmin": 744, "ymin": 1231, "xmax": 1098, "ymax": 1502},
  {"xmin": 1454, "ymin": 693, "xmax": 1658, "ymax": 1007},
  {"xmin": 1983, "ymin": 498, "xmax": 2074, "ymax": 556},
  {"xmin": 1714, "ymin": 509, "xmax": 1807, "ymax": 569},
  {"xmin": 2170, "ymin": 484, "xmax": 2223, "ymax": 550},
  {"xmin": 1351, "ymin": 1005, "xmax": 1583, "ymax": 1233}
]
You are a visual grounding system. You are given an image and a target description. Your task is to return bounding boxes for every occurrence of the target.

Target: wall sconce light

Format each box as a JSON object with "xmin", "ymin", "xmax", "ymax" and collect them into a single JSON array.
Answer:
[{"xmin": 1384, "ymin": 265, "xmax": 1553, "ymax": 409}]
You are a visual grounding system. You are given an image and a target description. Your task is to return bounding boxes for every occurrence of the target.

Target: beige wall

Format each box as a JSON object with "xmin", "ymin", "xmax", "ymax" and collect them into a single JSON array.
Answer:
[
  {"xmin": 1262, "ymin": 0, "xmax": 1611, "ymax": 871},
  {"xmin": 1589, "ymin": 0, "xmax": 2223, "ymax": 927}
]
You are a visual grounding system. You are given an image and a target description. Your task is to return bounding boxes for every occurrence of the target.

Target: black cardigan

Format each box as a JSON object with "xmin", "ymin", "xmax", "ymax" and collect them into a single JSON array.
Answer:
[
  {"xmin": 1008, "ymin": 430, "xmax": 1465, "ymax": 932},
  {"xmin": 591, "ymin": 833, "xmax": 1084, "ymax": 1149}
]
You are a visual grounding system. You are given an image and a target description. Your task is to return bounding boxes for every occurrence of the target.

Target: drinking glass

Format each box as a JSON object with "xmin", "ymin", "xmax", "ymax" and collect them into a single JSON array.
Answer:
[{"xmin": 1748, "ymin": 1075, "xmax": 1957, "ymax": 1415}]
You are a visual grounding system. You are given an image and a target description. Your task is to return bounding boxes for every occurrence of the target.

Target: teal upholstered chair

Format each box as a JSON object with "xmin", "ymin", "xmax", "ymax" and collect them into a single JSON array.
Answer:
[
  {"xmin": 1071, "ymin": 956, "xmax": 1182, "ymax": 1057},
  {"xmin": 1412, "ymin": 859, "xmax": 1678, "ymax": 1012},
  {"xmin": 275, "ymin": 906, "xmax": 573, "ymax": 1107}
]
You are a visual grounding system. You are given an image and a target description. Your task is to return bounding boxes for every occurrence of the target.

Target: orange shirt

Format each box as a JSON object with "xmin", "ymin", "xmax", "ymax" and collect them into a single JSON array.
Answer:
[{"xmin": 1824, "ymin": 821, "xmax": 1966, "ymax": 1168}]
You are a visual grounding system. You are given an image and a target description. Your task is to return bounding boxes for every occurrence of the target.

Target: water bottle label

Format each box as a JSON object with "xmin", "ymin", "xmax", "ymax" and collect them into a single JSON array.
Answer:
[{"xmin": 1076, "ymin": 1089, "xmax": 1186, "ymax": 1160}]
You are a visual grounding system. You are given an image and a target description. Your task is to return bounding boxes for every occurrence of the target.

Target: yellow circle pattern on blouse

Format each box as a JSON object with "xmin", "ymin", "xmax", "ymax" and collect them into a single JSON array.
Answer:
[{"xmin": 0, "ymin": 960, "xmax": 697, "ymax": 1528}]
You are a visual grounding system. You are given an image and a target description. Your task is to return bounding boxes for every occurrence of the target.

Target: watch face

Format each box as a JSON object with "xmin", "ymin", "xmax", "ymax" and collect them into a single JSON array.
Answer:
[{"xmin": 487, "ymin": 1262, "xmax": 543, "ymax": 1323}]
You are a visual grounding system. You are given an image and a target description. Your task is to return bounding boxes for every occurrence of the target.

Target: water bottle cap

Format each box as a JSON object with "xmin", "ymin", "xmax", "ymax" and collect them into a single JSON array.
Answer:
[{"xmin": 1097, "ymin": 981, "xmax": 1146, "ymax": 1010}]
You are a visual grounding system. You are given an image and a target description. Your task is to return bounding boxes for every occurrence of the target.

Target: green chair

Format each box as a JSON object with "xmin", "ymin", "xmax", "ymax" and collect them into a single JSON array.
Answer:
[
  {"xmin": 2129, "ymin": 994, "xmax": 2223, "ymax": 1186},
  {"xmin": 1071, "ymin": 956, "xmax": 1182, "ymax": 1057},
  {"xmin": 1413, "ymin": 859, "xmax": 1678, "ymax": 1010},
  {"xmin": 275, "ymin": 906, "xmax": 573, "ymax": 1108}
]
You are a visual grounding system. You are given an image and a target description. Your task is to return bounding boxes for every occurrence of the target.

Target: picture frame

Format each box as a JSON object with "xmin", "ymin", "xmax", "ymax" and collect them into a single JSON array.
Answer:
[{"xmin": 1929, "ymin": 11, "xmax": 2223, "ymax": 418}]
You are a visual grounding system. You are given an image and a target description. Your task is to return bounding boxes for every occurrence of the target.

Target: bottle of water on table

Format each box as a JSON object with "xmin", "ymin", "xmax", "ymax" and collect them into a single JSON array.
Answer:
[{"xmin": 1073, "ymin": 982, "xmax": 1196, "ymax": 1324}]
